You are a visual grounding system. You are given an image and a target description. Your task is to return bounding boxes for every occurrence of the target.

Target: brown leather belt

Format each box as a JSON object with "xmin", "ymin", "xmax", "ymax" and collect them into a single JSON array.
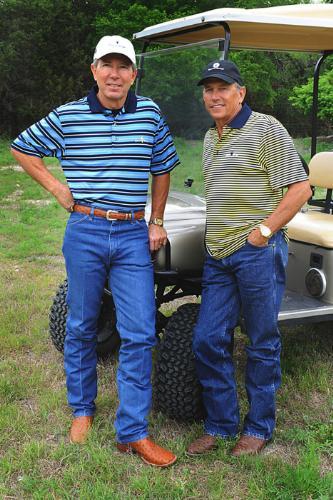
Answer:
[{"xmin": 72, "ymin": 204, "xmax": 145, "ymax": 221}]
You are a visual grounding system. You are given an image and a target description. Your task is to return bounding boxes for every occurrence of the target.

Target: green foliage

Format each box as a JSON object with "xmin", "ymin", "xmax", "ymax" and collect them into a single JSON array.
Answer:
[
  {"xmin": 289, "ymin": 69, "xmax": 333, "ymax": 133},
  {"xmin": 0, "ymin": 0, "xmax": 107, "ymax": 136},
  {"xmin": 233, "ymin": 51, "xmax": 278, "ymax": 110},
  {"xmin": 0, "ymin": 0, "xmax": 325, "ymax": 138},
  {"xmin": 94, "ymin": 0, "xmax": 316, "ymax": 138}
]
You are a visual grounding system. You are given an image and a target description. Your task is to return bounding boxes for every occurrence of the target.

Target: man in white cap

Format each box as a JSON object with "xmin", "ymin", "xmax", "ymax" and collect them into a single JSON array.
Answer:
[{"xmin": 11, "ymin": 35, "xmax": 179, "ymax": 467}]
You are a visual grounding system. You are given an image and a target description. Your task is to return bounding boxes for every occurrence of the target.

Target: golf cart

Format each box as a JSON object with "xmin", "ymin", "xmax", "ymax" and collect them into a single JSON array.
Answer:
[{"xmin": 49, "ymin": 4, "xmax": 333, "ymax": 421}]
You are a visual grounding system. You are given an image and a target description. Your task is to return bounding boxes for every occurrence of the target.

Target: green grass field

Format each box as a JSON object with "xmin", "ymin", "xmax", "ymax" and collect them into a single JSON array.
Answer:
[{"xmin": 0, "ymin": 138, "xmax": 332, "ymax": 498}]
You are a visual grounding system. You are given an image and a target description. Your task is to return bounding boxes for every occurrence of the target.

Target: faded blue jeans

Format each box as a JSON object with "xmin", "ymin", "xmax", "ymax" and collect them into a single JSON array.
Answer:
[
  {"xmin": 62, "ymin": 209, "xmax": 156, "ymax": 443},
  {"xmin": 193, "ymin": 231, "xmax": 288, "ymax": 440}
]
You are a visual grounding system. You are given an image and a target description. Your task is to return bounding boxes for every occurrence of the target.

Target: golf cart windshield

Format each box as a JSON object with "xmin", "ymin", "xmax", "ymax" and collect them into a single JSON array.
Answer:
[
  {"xmin": 134, "ymin": 4, "xmax": 333, "ymax": 196},
  {"xmin": 139, "ymin": 41, "xmax": 222, "ymax": 195}
]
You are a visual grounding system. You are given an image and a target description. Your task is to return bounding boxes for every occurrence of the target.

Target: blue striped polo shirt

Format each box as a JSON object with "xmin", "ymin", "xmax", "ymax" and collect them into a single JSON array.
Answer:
[{"xmin": 11, "ymin": 87, "xmax": 180, "ymax": 210}]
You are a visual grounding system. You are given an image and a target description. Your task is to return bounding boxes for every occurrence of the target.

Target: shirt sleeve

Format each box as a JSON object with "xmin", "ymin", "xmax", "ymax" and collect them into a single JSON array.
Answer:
[
  {"xmin": 11, "ymin": 109, "xmax": 65, "ymax": 159},
  {"xmin": 259, "ymin": 116, "xmax": 308, "ymax": 190},
  {"xmin": 150, "ymin": 113, "xmax": 180, "ymax": 176}
]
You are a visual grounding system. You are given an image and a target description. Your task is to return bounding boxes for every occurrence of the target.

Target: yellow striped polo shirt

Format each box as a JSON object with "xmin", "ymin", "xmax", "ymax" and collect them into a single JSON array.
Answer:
[{"xmin": 203, "ymin": 104, "xmax": 308, "ymax": 260}]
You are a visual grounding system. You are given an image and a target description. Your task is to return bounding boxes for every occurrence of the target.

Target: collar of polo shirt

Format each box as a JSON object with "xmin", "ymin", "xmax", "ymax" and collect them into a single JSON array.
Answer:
[
  {"xmin": 227, "ymin": 103, "xmax": 252, "ymax": 129},
  {"xmin": 87, "ymin": 85, "xmax": 137, "ymax": 114}
]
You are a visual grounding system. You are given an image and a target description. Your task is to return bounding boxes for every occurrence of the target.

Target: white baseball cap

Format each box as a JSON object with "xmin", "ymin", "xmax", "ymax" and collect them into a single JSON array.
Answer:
[{"xmin": 93, "ymin": 35, "xmax": 136, "ymax": 65}]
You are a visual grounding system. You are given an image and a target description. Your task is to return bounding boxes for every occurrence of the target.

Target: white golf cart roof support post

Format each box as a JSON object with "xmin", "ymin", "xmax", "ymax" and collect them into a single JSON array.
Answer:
[
  {"xmin": 218, "ymin": 22, "xmax": 230, "ymax": 60},
  {"xmin": 135, "ymin": 40, "xmax": 150, "ymax": 95},
  {"xmin": 311, "ymin": 51, "xmax": 333, "ymax": 158}
]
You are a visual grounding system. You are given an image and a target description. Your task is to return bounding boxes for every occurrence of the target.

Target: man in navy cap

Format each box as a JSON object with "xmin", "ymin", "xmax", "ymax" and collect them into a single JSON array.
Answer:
[{"xmin": 187, "ymin": 60, "xmax": 311, "ymax": 456}]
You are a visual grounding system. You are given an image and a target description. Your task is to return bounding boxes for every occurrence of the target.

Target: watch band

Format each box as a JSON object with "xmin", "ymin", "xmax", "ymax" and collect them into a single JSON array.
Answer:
[{"xmin": 149, "ymin": 217, "xmax": 164, "ymax": 227}]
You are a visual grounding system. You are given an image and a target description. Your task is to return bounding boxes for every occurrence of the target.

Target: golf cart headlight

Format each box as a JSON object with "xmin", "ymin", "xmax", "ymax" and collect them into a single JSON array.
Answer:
[{"xmin": 305, "ymin": 268, "xmax": 326, "ymax": 297}]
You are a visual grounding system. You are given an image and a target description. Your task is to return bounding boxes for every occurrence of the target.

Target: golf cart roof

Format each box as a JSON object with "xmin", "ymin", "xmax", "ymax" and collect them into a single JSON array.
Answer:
[{"xmin": 133, "ymin": 4, "xmax": 333, "ymax": 53}]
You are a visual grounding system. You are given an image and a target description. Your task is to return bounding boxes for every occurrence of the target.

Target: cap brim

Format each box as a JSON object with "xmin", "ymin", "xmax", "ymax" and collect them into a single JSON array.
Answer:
[
  {"xmin": 93, "ymin": 50, "xmax": 136, "ymax": 65},
  {"xmin": 197, "ymin": 73, "xmax": 237, "ymax": 86}
]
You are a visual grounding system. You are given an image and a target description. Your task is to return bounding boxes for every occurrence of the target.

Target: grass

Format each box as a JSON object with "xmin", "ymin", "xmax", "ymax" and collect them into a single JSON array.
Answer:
[{"xmin": 0, "ymin": 137, "xmax": 332, "ymax": 498}]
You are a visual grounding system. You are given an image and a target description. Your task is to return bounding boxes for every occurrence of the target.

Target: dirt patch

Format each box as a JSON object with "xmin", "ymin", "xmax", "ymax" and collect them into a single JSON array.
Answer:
[
  {"xmin": 262, "ymin": 441, "xmax": 299, "ymax": 464},
  {"xmin": 18, "ymin": 398, "xmax": 39, "ymax": 415},
  {"xmin": 4, "ymin": 188, "xmax": 23, "ymax": 202},
  {"xmin": 1, "ymin": 197, "xmax": 52, "ymax": 209},
  {"xmin": 1, "ymin": 164, "xmax": 60, "ymax": 172},
  {"xmin": 25, "ymin": 199, "xmax": 52, "ymax": 206},
  {"xmin": 309, "ymin": 391, "xmax": 329, "ymax": 411},
  {"xmin": 0, "ymin": 164, "xmax": 24, "ymax": 171},
  {"xmin": 320, "ymin": 453, "xmax": 333, "ymax": 475}
]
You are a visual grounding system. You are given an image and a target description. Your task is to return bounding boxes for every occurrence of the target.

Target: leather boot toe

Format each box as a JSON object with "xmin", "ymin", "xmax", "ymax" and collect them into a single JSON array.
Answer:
[
  {"xmin": 69, "ymin": 416, "xmax": 94, "ymax": 444},
  {"xmin": 117, "ymin": 437, "xmax": 177, "ymax": 467},
  {"xmin": 231, "ymin": 435, "xmax": 267, "ymax": 457},
  {"xmin": 186, "ymin": 434, "xmax": 217, "ymax": 455}
]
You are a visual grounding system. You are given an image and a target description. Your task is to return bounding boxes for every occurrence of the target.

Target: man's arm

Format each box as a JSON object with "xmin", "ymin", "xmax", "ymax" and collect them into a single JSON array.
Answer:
[
  {"xmin": 10, "ymin": 148, "xmax": 74, "ymax": 211},
  {"xmin": 248, "ymin": 179, "xmax": 312, "ymax": 246},
  {"xmin": 148, "ymin": 173, "xmax": 170, "ymax": 252}
]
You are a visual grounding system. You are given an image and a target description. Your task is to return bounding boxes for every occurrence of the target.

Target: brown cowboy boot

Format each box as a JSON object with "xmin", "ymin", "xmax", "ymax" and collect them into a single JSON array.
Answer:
[
  {"xmin": 186, "ymin": 434, "xmax": 218, "ymax": 455},
  {"xmin": 69, "ymin": 416, "xmax": 94, "ymax": 444},
  {"xmin": 117, "ymin": 437, "xmax": 177, "ymax": 467},
  {"xmin": 231, "ymin": 435, "xmax": 267, "ymax": 456}
]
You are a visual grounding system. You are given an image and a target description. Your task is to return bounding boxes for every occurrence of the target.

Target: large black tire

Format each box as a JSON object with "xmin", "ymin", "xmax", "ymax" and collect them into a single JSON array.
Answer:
[
  {"xmin": 153, "ymin": 303, "xmax": 204, "ymax": 421},
  {"xmin": 49, "ymin": 280, "xmax": 120, "ymax": 358}
]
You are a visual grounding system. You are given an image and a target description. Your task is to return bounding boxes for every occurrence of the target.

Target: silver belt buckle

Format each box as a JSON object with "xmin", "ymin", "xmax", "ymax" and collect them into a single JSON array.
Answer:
[{"xmin": 106, "ymin": 210, "xmax": 118, "ymax": 221}]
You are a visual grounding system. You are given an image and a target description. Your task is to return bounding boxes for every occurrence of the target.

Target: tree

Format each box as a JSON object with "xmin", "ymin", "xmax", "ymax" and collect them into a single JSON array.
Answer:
[
  {"xmin": 93, "ymin": 0, "xmax": 315, "ymax": 138},
  {"xmin": 0, "ymin": 0, "xmax": 320, "ymax": 137},
  {"xmin": 289, "ymin": 69, "xmax": 333, "ymax": 134},
  {"xmin": 0, "ymin": 0, "xmax": 107, "ymax": 136}
]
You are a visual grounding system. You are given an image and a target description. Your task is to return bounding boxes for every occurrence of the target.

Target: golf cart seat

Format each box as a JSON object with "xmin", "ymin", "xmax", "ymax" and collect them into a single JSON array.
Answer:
[{"xmin": 287, "ymin": 152, "xmax": 333, "ymax": 248}]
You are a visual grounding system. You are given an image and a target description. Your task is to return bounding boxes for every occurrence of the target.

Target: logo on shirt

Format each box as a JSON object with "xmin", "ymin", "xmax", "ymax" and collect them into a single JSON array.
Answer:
[{"xmin": 225, "ymin": 151, "xmax": 238, "ymax": 158}]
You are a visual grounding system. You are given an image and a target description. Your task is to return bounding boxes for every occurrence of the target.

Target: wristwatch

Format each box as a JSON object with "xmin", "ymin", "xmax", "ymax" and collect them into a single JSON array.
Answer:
[
  {"xmin": 258, "ymin": 223, "xmax": 273, "ymax": 239},
  {"xmin": 149, "ymin": 217, "xmax": 164, "ymax": 227}
]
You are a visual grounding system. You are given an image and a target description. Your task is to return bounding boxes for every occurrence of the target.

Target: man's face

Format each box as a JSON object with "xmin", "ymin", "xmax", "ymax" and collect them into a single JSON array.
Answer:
[
  {"xmin": 90, "ymin": 54, "xmax": 137, "ymax": 109},
  {"xmin": 203, "ymin": 78, "xmax": 246, "ymax": 126}
]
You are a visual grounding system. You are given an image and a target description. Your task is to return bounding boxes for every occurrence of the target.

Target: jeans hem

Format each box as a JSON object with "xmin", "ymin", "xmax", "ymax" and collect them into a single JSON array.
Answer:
[
  {"xmin": 243, "ymin": 431, "xmax": 270, "ymax": 440},
  {"xmin": 117, "ymin": 431, "xmax": 149, "ymax": 445},
  {"xmin": 73, "ymin": 410, "xmax": 95, "ymax": 418},
  {"xmin": 204, "ymin": 426, "xmax": 238, "ymax": 439}
]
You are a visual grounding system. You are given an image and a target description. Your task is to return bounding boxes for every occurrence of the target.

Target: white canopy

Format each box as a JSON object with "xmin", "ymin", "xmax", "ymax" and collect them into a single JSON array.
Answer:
[{"xmin": 133, "ymin": 4, "xmax": 333, "ymax": 53}]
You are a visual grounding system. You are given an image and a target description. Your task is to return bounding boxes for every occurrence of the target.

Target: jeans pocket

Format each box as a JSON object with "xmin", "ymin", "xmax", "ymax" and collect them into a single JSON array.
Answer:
[
  {"xmin": 246, "ymin": 240, "xmax": 268, "ymax": 249},
  {"xmin": 67, "ymin": 213, "xmax": 90, "ymax": 226},
  {"xmin": 134, "ymin": 219, "xmax": 148, "ymax": 230}
]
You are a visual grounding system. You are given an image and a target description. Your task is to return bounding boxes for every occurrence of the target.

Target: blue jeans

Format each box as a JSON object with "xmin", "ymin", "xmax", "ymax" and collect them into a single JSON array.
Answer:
[
  {"xmin": 62, "ymin": 209, "xmax": 156, "ymax": 443},
  {"xmin": 193, "ymin": 232, "xmax": 288, "ymax": 440}
]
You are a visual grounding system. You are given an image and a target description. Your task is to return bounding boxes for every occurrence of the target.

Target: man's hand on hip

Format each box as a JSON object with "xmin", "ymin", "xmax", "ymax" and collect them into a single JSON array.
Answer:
[
  {"xmin": 148, "ymin": 224, "xmax": 168, "ymax": 252},
  {"xmin": 52, "ymin": 183, "xmax": 75, "ymax": 212},
  {"xmin": 247, "ymin": 228, "xmax": 269, "ymax": 247},
  {"xmin": 10, "ymin": 149, "xmax": 75, "ymax": 212}
]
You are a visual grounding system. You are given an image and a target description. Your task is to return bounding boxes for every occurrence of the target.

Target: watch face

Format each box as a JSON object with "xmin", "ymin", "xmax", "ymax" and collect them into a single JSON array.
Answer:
[
  {"xmin": 260, "ymin": 224, "xmax": 271, "ymax": 238},
  {"xmin": 150, "ymin": 218, "xmax": 163, "ymax": 226}
]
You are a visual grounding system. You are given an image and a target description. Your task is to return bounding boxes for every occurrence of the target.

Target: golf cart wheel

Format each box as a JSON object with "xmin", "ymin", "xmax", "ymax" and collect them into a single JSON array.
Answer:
[
  {"xmin": 154, "ymin": 303, "xmax": 204, "ymax": 421},
  {"xmin": 49, "ymin": 280, "xmax": 120, "ymax": 358}
]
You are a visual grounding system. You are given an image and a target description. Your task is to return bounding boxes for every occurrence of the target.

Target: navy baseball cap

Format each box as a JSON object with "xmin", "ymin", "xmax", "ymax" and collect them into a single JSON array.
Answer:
[{"xmin": 197, "ymin": 60, "xmax": 243, "ymax": 86}]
